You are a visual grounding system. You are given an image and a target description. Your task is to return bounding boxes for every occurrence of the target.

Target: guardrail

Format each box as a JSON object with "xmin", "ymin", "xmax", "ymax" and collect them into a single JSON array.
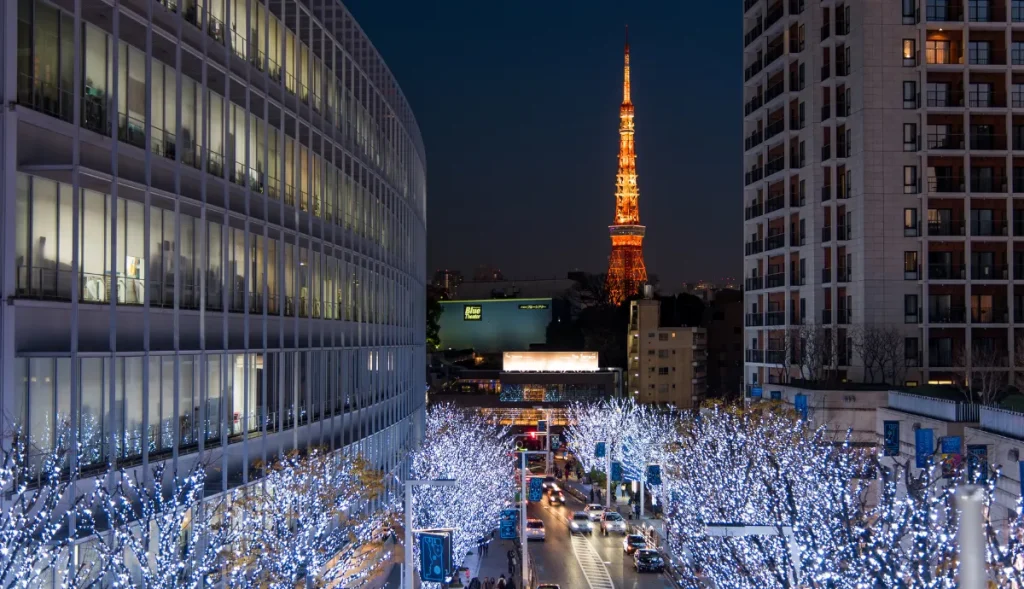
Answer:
[
  {"xmin": 980, "ymin": 406, "xmax": 1024, "ymax": 439},
  {"xmin": 888, "ymin": 391, "xmax": 979, "ymax": 422}
]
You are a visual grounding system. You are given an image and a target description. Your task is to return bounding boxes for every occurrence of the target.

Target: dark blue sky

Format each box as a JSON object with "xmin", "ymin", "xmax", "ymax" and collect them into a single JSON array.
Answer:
[{"xmin": 346, "ymin": 1, "xmax": 742, "ymax": 289}]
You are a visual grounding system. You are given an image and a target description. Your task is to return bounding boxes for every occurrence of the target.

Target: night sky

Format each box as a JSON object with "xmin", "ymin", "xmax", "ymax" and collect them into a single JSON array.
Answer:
[{"xmin": 345, "ymin": 1, "xmax": 743, "ymax": 290}]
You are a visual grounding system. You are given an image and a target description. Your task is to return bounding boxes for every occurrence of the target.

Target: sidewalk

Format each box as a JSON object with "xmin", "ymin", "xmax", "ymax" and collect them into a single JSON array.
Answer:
[{"xmin": 383, "ymin": 537, "xmax": 524, "ymax": 588}]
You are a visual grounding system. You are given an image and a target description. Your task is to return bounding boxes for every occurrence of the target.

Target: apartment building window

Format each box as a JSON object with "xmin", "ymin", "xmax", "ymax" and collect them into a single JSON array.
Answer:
[
  {"xmin": 905, "ymin": 337, "xmax": 920, "ymax": 366},
  {"xmin": 658, "ymin": 349, "xmax": 670, "ymax": 358},
  {"xmin": 904, "ymin": 208, "xmax": 919, "ymax": 236},
  {"xmin": 904, "ymin": 123, "xmax": 918, "ymax": 151},
  {"xmin": 903, "ymin": 39, "xmax": 917, "ymax": 66},
  {"xmin": 969, "ymin": 0, "xmax": 992, "ymax": 21},
  {"xmin": 930, "ymin": 338, "xmax": 953, "ymax": 367},
  {"xmin": 1013, "ymin": 41, "xmax": 1024, "ymax": 65},
  {"xmin": 904, "ymin": 165, "xmax": 919, "ymax": 193},
  {"xmin": 903, "ymin": 81, "xmax": 918, "ymax": 109},
  {"xmin": 969, "ymin": 82, "xmax": 993, "ymax": 107},
  {"xmin": 905, "ymin": 251, "xmax": 919, "ymax": 279},
  {"xmin": 658, "ymin": 333, "xmax": 669, "ymax": 341},
  {"xmin": 1013, "ymin": 83, "xmax": 1024, "ymax": 108},
  {"xmin": 926, "ymin": 40, "xmax": 952, "ymax": 65},
  {"xmin": 658, "ymin": 384, "xmax": 669, "ymax": 394},
  {"xmin": 968, "ymin": 41, "xmax": 991, "ymax": 65},
  {"xmin": 1015, "ymin": 0, "xmax": 1024, "ymax": 22},
  {"xmin": 658, "ymin": 367, "xmax": 669, "ymax": 375},
  {"xmin": 905, "ymin": 294, "xmax": 920, "ymax": 323},
  {"xmin": 903, "ymin": 0, "xmax": 918, "ymax": 23}
]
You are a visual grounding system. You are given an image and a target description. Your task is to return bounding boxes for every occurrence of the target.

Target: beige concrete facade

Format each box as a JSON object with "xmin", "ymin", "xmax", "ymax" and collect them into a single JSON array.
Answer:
[
  {"xmin": 627, "ymin": 297, "xmax": 707, "ymax": 409},
  {"xmin": 743, "ymin": 0, "xmax": 1024, "ymax": 392}
]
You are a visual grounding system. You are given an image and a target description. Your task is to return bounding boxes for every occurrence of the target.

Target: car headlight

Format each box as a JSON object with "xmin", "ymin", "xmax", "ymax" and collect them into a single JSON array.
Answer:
[{"xmin": 570, "ymin": 522, "xmax": 578, "ymax": 529}]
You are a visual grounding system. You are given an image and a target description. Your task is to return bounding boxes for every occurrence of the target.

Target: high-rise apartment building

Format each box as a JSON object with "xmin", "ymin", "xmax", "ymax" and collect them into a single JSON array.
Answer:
[
  {"xmin": 2, "ymin": 0, "xmax": 426, "ymax": 571},
  {"xmin": 627, "ymin": 293, "xmax": 707, "ymax": 409},
  {"xmin": 743, "ymin": 0, "xmax": 1024, "ymax": 389}
]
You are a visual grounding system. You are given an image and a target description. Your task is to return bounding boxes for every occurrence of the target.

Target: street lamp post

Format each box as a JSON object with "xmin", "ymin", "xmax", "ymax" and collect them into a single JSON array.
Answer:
[
  {"xmin": 518, "ymin": 449, "xmax": 547, "ymax": 589},
  {"xmin": 403, "ymin": 479, "xmax": 458, "ymax": 589}
]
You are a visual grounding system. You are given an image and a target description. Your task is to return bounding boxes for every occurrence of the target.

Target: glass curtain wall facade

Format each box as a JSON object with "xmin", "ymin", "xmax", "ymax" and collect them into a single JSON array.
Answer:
[{"xmin": 2, "ymin": 0, "xmax": 426, "ymax": 532}]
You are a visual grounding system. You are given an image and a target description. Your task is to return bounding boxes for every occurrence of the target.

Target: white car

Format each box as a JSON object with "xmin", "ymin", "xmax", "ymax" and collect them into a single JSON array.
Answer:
[
  {"xmin": 569, "ymin": 512, "xmax": 594, "ymax": 534},
  {"xmin": 600, "ymin": 511, "xmax": 627, "ymax": 535},
  {"xmin": 583, "ymin": 504, "xmax": 605, "ymax": 521},
  {"xmin": 525, "ymin": 518, "xmax": 546, "ymax": 541}
]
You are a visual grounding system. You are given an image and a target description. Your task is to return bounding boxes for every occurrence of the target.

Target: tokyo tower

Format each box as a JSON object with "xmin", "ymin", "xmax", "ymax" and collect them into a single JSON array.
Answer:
[{"xmin": 606, "ymin": 26, "xmax": 647, "ymax": 305}]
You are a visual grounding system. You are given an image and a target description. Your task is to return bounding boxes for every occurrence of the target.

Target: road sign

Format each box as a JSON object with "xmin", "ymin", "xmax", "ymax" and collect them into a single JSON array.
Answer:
[
  {"xmin": 500, "ymin": 509, "xmax": 518, "ymax": 540},
  {"xmin": 647, "ymin": 464, "xmax": 662, "ymax": 486},
  {"xmin": 537, "ymin": 419, "xmax": 548, "ymax": 433},
  {"xmin": 419, "ymin": 531, "xmax": 452, "ymax": 583},
  {"xmin": 595, "ymin": 442, "xmax": 606, "ymax": 458},
  {"xmin": 529, "ymin": 476, "xmax": 544, "ymax": 502}
]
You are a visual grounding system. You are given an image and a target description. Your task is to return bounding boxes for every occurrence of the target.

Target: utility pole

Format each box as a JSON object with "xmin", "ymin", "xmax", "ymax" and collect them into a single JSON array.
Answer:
[{"xmin": 518, "ymin": 449, "xmax": 547, "ymax": 589}]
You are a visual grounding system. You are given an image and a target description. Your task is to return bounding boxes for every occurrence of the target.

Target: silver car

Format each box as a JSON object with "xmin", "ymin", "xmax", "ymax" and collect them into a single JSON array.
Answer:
[
  {"xmin": 525, "ymin": 518, "xmax": 546, "ymax": 541},
  {"xmin": 600, "ymin": 511, "xmax": 627, "ymax": 535},
  {"xmin": 569, "ymin": 512, "xmax": 594, "ymax": 534}
]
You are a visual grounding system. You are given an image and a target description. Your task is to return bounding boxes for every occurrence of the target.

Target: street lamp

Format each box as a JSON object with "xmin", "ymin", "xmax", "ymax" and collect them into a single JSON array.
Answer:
[
  {"xmin": 403, "ymin": 479, "xmax": 458, "ymax": 589},
  {"xmin": 517, "ymin": 449, "xmax": 548, "ymax": 589}
]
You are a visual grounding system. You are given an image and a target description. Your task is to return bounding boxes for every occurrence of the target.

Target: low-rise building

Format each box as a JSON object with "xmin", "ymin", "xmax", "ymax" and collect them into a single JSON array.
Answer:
[{"xmin": 627, "ymin": 290, "xmax": 707, "ymax": 409}]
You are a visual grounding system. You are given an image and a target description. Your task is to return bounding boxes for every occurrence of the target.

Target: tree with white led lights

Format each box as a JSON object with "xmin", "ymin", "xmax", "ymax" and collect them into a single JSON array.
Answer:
[
  {"xmin": 225, "ymin": 448, "xmax": 396, "ymax": 588},
  {"xmin": 84, "ymin": 460, "xmax": 236, "ymax": 589},
  {"xmin": 0, "ymin": 426, "xmax": 108, "ymax": 589},
  {"xmin": 661, "ymin": 404, "xmax": 870, "ymax": 589},
  {"xmin": 409, "ymin": 404, "xmax": 516, "ymax": 584}
]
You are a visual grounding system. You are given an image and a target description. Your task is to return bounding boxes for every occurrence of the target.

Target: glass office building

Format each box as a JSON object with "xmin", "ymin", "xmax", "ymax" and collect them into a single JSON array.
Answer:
[{"xmin": 2, "ymin": 0, "xmax": 426, "ymax": 500}]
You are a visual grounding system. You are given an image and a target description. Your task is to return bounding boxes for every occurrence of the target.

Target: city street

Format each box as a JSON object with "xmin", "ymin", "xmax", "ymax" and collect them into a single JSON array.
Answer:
[{"xmin": 526, "ymin": 492, "xmax": 676, "ymax": 589}]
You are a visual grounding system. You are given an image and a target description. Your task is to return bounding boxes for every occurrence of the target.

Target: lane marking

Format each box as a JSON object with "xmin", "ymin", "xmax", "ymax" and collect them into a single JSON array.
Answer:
[{"xmin": 570, "ymin": 533, "xmax": 616, "ymax": 589}]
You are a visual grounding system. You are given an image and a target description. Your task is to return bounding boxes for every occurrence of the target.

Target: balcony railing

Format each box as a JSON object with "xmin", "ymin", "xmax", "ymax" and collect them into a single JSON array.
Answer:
[
  {"xmin": 745, "ymin": 313, "xmax": 765, "ymax": 327},
  {"xmin": 745, "ymin": 130, "xmax": 764, "ymax": 151},
  {"xmin": 744, "ymin": 19, "xmax": 764, "ymax": 47},
  {"xmin": 765, "ymin": 156, "xmax": 786, "ymax": 177},
  {"xmin": 821, "ymin": 23, "xmax": 831, "ymax": 41},
  {"xmin": 765, "ymin": 119, "xmax": 785, "ymax": 141},
  {"xmin": 928, "ymin": 175, "xmax": 965, "ymax": 193},
  {"xmin": 821, "ymin": 62, "xmax": 831, "ymax": 80},
  {"xmin": 969, "ymin": 92, "xmax": 1003, "ymax": 108},
  {"xmin": 927, "ymin": 133, "xmax": 965, "ymax": 150},
  {"xmin": 970, "ymin": 175, "xmax": 1008, "ymax": 193},
  {"xmin": 821, "ymin": 226, "xmax": 832, "ymax": 241},
  {"xmin": 745, "ymin": 59, "xmax": 765, "ymax": 82},
  {"xmin": 821, "ymin": 103, "xmax": 831, "ymax": 121},
  {"xmin": 765, "ymin": 43, "xmax": 785, "ymax": 68},
  {"xmin": 746, "ymin": 349, "xmax": 765, "ymax": 363},
  {"xmin": 980, "ymin": 406, "xmax": 1024, "ymax": 439},
  {"xmin": 821, "ymin": 308, "xmax": 832, "ymax": 324},
  {"xmin": 746, "ymin": 276, "xmax": 764, "ymax": 290},
  {"xmin": 821, "ymin": 185, "xmax": 832, "ymax": 201},
  {"xmin": 765, "ymin": 233, "xmax": 786, "ymax": 251},
  {"xmin": 971, "ymin": 264, "xmax": 1008, "ymax": 280},
  {"xmin": 745, "ymin": 0, "xmax": 759, "ymax": 12},
  {"xmin": 968, "ymin": 49, "xmax": 1007, "ymax": 66},
  {"xmin": 745, "ymin": 93, "xmax": 765, "ymax": 115},
  {"xmin": 765, "ymin": 273, "xmax": 786, "ymax": 288},
  {"xmin": 821, "ymin": 144, "xmax": 832, "ymax": 160},
  {"xmin": 836, "ymin": 308, "xmax": 852, "ymax": 324},
  {"xmin": 928, "ymin": 219, "xmax": 965, "ymax": 236},
  {"xmin": 822, "ymin": 267, "xmax": 832, "ymax": 282},
  {"xmin": 888, "ymin": 391, "xmax": 979, "ymax": 422},
  {"xmin": 970, "ymin": 134, "xmax": 1007, "ymax": 150},
  {"xmin": 928, "ymin": 263, "xmax": 966, "ymax": 280},
  {"xmin": 789, "ymin": 0, "xmax": 805, "ymax": 14},
  {"xmin": 745, "ymin": 203, "xmax": 765, "ymax": 220},
  {"xmin": 765, "ymin": 80, "xmax": 786, "ymax": 103},
  {"xmin": 971, "ymin": 218, "xmax": 1007, "ymax": 236},
  {"xmin": 972, "ymin": 307, "xmax": 1009, "ymax": 324},
  {"xmin": 837, "ymin": 224, "xmax": 852, "ymax": 240},
  {"xmin": 766, "ymin": 350, "xmax": 786, "ymax": 364},
  {"xmin": 745, "ymin": 167, "xmax": 764, "ymax": 185},
  {"xmin": 766, "ymin": 311, "xmax": 786, "ymax": 326},
  {"xmin": 929, "ymin": 306, "xmax": 966, "ymax": 323},
  {"xmin": 765, "ymin": 2, "xmax": 785, "ymax": 28},
  {"xmin": 837, "ymin": 267, "xmax": 852, "ymax": 282},
  {"xmin": 765, "ymin": 195, "xmax": 786, "ymax": 214},
  {"xmin": 926, "ymin": 89, "xmax": 965, "ymax": 107}
]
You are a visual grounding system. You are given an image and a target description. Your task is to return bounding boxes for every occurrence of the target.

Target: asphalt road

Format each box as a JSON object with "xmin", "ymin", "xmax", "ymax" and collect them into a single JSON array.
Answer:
[{"xmin": 525, "ymin": 491, "xmax": 676, "ymax": 589}]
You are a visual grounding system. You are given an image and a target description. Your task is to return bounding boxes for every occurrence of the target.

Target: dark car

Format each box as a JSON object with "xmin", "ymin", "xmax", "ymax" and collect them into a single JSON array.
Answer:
[
  {"xmin": 634, "ymin": 549, "xmax": 665, "ymax": 573},
  {"xmin": 547, "ymin": 488, "xmax": 565, "ymax": 505},
  {"xmin": 623, "ymin": 534, "xmax": 647, "ymax": 554}
]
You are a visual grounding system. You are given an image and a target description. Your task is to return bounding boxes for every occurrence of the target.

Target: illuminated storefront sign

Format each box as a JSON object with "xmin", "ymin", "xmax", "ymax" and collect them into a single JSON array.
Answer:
[
  {"xmin": 518, "ymin": 304, "xmax": 549, "ymax": 310},
  {"xmin": 463, "ymin": 305, "xmax": 482, "ymax": 321},
  {"xmin": 503, "ymin": 351, "xmax": 600, "ymax": 372}
]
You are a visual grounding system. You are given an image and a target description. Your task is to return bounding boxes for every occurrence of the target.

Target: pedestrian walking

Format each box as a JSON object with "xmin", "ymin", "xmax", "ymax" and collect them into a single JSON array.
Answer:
[
  {"xmin": 589, "ymin": 488, "xmax": 595, "ymax": 502},
  {"xmin": 508, "ymin": 554, "xmax": 516, "ymax": 575},
  {"xmin": 482, "ymin": 539, "xmax": 489, "ymax": 556},
  {"xmin": 497, "ymin": 574, "xmax": 507, "ymax": 589},
  {"xmin": 506, "ymin": 578, "xmax": 516, "ymax": 589}
]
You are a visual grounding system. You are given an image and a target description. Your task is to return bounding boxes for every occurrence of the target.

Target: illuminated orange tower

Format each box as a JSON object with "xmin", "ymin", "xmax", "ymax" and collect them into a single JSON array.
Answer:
[{"xmin": 606, "ymin": 26, "xmax": 648, "ymax": 305}]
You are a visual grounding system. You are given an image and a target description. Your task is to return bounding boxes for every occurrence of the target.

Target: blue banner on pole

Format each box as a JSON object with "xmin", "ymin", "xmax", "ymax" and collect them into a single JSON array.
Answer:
[
  {"xmin": 551, "ymin": 434, "xmax": 561, "ymax": 450},
  {"xmin": 1019, "ymin": 461, "xmax": 1024, "ymax": 499},
  {"xmin": 646, "ymin": 464, "xmax": 662, "ymax": 486},
  {"xmin": 419, "ymin": 532, "xmax": 452, "ymax": 583},
  {"xmin": 770, "ymin": 390, "xmax": 782, "ymax": 400},
  {"xmin": 751, "ymin": 386, "xmax": 763, "ymax": 398},
  {"xmin": 500, "ymin": 509, "xmax": 518, "ymax": 540},
  {"xmin": 537, "ymin": 420, "xmax": 547, "ymax": 433},
  {"xmin": 595, "ymin": 442, "xmax": 606, "ymax": 458},
  {"xmin": 915, "ymin": 428, "xmax": 934, "ymax": 468},
  {"xmin": 611, "ymin": 461, "xmax": 623, "ymax": 482},
  {"xmin": 528, "ymin": 476, "xmax": 544, "ymax": 502},
  {"xmin": 968, "ymin": 444, "xmax": 989, "ymax": 483},
  {"xmin": 883, "ymin": 421, "xmax": 900, "ymax": 457},
  {"xmin": 794, "ymin": 394, "xmax": 808, "ymax": 420}
]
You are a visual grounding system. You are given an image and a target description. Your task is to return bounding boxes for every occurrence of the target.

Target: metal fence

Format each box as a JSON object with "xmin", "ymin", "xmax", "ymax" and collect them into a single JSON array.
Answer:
[{"xmin": 888, "ymin": 391, "xmax": 980, "ymax": 422}]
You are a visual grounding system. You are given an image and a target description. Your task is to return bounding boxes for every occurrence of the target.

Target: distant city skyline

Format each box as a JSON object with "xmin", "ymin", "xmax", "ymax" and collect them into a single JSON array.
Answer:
[{"xmin": 344, "ymin": 1, "xmax": 741, "ymax": 287}]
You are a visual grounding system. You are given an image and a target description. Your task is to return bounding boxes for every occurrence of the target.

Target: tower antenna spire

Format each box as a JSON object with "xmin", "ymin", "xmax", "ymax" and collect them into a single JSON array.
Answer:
[{"xmin": 623, "ymin": 25, "xmax": 631, "ymax": 104}]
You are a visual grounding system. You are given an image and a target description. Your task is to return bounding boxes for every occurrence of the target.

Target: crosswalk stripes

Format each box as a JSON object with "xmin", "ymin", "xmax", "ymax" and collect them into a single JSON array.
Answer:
[{"xmin": 570, "ymin": 534, "xmax": 616, "ymax": 589}]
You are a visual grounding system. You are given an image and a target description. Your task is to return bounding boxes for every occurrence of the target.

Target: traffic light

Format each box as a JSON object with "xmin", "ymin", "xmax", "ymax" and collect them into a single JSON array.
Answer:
[{"xmin": 529, "ymin": 431, "xmax": 537, "ymax": 440}]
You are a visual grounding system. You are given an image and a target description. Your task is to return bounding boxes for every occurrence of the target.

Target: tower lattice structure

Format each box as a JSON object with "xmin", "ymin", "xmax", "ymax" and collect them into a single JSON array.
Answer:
[{"xmin": 606, "ymin": 27, "xmax": 648, "ymax": 305}]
